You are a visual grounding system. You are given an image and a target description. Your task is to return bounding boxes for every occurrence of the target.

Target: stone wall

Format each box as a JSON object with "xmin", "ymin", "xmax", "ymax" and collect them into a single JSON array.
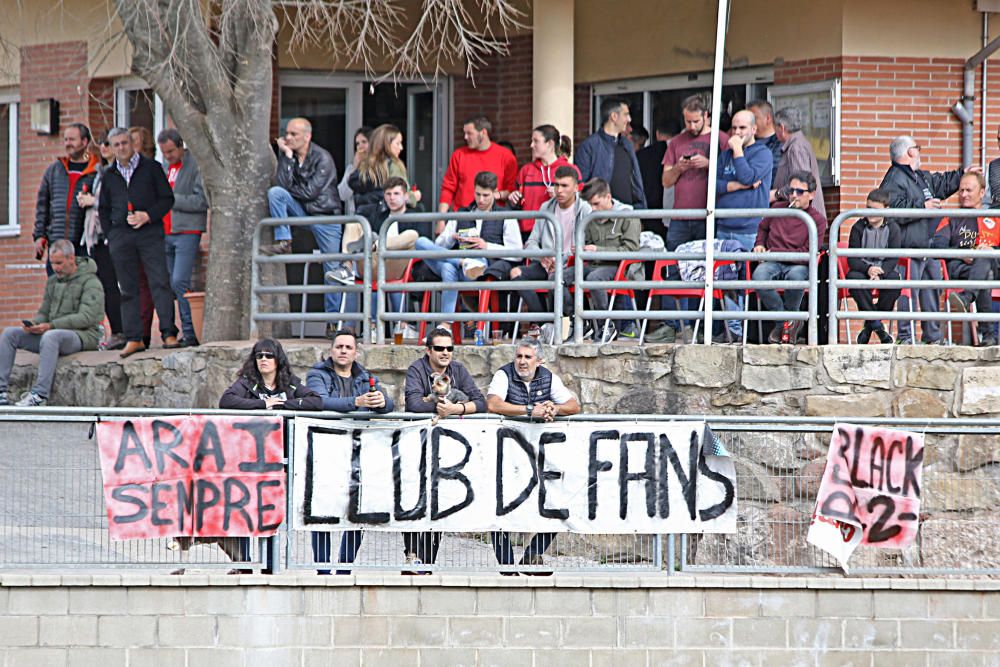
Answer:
[{"xmin": 0, "ymin": 574, "xmax": 998, "ymax": 666}]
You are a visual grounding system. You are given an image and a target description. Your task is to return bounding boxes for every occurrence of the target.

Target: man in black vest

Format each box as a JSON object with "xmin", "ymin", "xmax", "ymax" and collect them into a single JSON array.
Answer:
[
  {"xmin": 413, "ymin": 171, "xmax": 522, "ymax": 324},
  {"xmin": 98, "ymin": 127, "xmax": 179, "ymax": 358},
  {"xmin": 486, "ymin": 338, "xmax": 580, "ymax": 573}
]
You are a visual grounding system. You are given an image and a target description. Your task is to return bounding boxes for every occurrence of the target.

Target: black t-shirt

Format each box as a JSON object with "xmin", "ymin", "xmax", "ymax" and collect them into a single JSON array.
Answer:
[
  {"xmin": 333, "ymin": 373, "xmax": 353, "ymax": 399},
  {"xmin": 610, "ymin": 142, "xmax": 633, "ymax": 205},
  {"xmin": 67, "ymin": 161, "xmax": 88, "ymax": 173}
]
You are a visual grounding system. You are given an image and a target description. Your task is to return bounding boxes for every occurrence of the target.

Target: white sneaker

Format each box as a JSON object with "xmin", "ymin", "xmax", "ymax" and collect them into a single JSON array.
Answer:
[
  {"xmin": 325, "ymin": 265, "xmax": 355, "ymax": 284},
  {"xmin": 15, "ymin": 391, "xmax": 46, "ymax": 407}
]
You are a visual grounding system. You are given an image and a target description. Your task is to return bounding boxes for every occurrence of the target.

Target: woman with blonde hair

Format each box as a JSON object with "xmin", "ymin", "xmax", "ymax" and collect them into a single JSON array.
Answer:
[
  {"xmin": 348, "ymin": 124, "xmax": 421, "ymax": 211},
  {"xmin": 129, "ymin": 126, "xmax": 156, "ymax": 159}
]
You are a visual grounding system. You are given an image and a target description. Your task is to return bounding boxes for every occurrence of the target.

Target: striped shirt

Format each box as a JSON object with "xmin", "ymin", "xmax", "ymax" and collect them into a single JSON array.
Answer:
[{"xmin": 115, "ymin": 152, "xmax": 140, "ymax": 185}]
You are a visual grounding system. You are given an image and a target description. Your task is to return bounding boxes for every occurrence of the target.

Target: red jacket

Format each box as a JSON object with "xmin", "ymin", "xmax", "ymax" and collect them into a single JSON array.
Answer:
[
  {"xmin": 439, "ymin": 143, "xmax": 517, "ymax": 210},
  {"xmin": 512, "ymin": 157, "xmax": 582, "ymax": 232}
]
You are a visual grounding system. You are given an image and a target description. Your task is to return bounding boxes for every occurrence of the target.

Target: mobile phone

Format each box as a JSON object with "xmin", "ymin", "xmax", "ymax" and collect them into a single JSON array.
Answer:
[
  {"xmin": 21, "ymin": 320, "xmax": 32, "ymax": 327},
  {"xmin": 682, "ymin": 154, "xmax": 694, "ymax": 160}
]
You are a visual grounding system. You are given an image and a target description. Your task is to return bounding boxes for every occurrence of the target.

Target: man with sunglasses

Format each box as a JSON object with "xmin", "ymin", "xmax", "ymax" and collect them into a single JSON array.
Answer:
[
  {"xmin": 402, "ymin": 327, "xmax": 486, "ymax": 567},
  {"xmin": 751, "ymin": 171, "xmax": 827, "ymax": 344},
  {"xmin": 880, "ymin": 135, "xmax": 979, "ymax": 344}
]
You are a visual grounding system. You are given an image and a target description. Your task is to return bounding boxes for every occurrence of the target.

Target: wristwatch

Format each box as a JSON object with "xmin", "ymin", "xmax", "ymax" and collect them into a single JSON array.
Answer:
[{"xmin": 525, "ymin": 404, "xmax": 534, "ymax": 418}]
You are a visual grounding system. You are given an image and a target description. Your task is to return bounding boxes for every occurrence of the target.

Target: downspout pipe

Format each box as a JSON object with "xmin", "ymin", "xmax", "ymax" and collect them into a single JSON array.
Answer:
[{"xmin": 958, "ymin": 31, "xmax": 1000, "ymax": 168}]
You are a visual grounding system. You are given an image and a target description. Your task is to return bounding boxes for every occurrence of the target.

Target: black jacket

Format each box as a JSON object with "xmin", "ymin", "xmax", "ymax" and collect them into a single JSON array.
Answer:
[
  {"xmin": 34, "ymin": 155, "xmax": 101, "ymax": 244},
  {"xmin": 275, "ymin": 143, "xmax": 342, "ymax": 216},
  {"xmin": 359, "ymin": 201, "xmax": 431, "ymax": 239},
  {"xmin": 98, "ymin": 155, "xmax": 175, "ymax": 236},
  {"xmin": 218, "ymin": 374, "xmax": 323, "ymax": 411},
  {"xmin": 404, "ymin": 356, "xmax": 486, "ymax": 413},
  {"xmin": 847, "ymin": 218, "xmax": 902, "ymax": 277},
  {"xmin": 878, "ymin": 161, "xmax": 961, "ymax": 249}
]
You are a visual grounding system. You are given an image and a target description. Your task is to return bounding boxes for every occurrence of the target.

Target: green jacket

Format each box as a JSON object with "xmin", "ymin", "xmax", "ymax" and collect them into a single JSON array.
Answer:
[
  {"xmin": 585, "ymin": 200, "xmax": 641, "ymax": 268},
  {"xmin": 34, "ymin": 257, "xmax": 105, "ymax": 350}
]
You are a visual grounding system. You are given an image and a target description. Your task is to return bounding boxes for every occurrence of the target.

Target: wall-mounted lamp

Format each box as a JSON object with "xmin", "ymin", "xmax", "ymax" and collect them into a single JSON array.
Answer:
[{"xmin": 30, "ymin": 98, "xmax": 59, "ymax": 135}]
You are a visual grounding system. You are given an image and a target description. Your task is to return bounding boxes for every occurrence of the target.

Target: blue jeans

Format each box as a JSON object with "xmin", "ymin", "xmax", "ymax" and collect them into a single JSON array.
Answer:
[
  {"xmin": 311, "ymin": 530, "xmax": 363, "ymax": 574},
  {"xmin": 268, "ymin": 186, "xmax": 344, "ymax": 314},
  {"xmin": 752, "ymin": 261, "xmax": 809, "ymax": 312},
  {"xmin": 897, "ymin": 257, "xmax": 942, "ymax": 343},
  {"xmin": 414, "ymin": 237, "xmax": 477, "ymax": 314},
  {"xmin": 716, "ymin": 229, "xmax": 758, "ymax": 337},
  {"xmin": 165, "ymin": 233, "xmax": 201, "ymax": 341}
]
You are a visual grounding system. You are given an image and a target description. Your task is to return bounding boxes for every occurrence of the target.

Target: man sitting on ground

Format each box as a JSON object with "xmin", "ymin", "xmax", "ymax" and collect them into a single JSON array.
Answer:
[
  {"xmin": 580, "ymin": 178, "xmax": 642, "ymax": 341},
  {"xmin": 0, "ymin": 240, "xmax": 104, "ymax": 406},
  {"xmin": 751, "ymin": 170, "xmax": 827, "ymax": 344},
  {"xmin": 932, "ymin": 172, "xmax": 1000, "ymax": 346},
  {"xmin": 847, "ymin": 188, "xmax": 901, "ymax": 344},
  {"xmin": 486, "ymin": 338, "xmax": 580, "ymax": 572},
  {"xmin": 306, "ymin": 329, "xmax": 394, "ymax": 573}
]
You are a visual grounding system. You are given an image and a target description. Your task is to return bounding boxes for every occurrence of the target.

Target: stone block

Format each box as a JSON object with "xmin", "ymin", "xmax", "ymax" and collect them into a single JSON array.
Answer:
[
  {"xmin": 559, "ymin": 617, "xmax": 618, "ymax": 648},
  {"xmin": 9, "ymin": 588, "xmax": 68, "ymax": 615},
  {"xmin": 956, "ymin": 621, "xmax": 1000, "ymax": 649},
  {"xmin": 476, "ymin": 588, "xmax": 533, "ymax": 615},
  {"xmin": 359, "ymin": 649, "xmax": 419, "ymax": 667},
  {"xmin": 185, "ymin": 588, "xmax": 245, "ymax": 615},
  {"xmin": 39, "ymin": 615, "xmax": 97, "ymax": 647},
  {"xmin": 741, "ymin": 364, "xmax": 814, "ymax": 393},
  {"xmin": 806, "ymin": 393, "xmax": 890, "ymax": 417},
  {"xmin": 69, "ymin": 588, "xmax": 127, "ymax": 615},
  {"xmin": 388, "ymin": 617, "xmax": 446, "ymax": 647},
  {"xmin": 416, "ymin": 649, "xmax": 475, "ymax": 666},
  {"xmin": 894, "ymin": 387, "xmax": 949, "ymax": 418},
  {"xmin": 303, "ymin": 649, "xmax": 361, "ymax": 667},
  {"xmin": 420, "ymin": 588, "xmax": 476, "ymax": 615},
  {"xmin": 734, "ymin": 459, "xmax": 783, "ymax": 502},
  {"xmin": 788, "ymin": 618, "xmax": 842, "ymax": 650},
  {"xmin": 675, "ymin": 618, "xmax": 731, "ymax": 648},
  {"xmin": 899, "ymin": 362, "xmax": 959, "ymax": 390},
  {"xmin": 476, "ymin": 648, "xmax": 533, "ymax": 667},
  {"xmin": 760, "ymin": 590, "xmax": 816, "ymax": 618},
  {"xmin": 246, "ymin": 588, "xmax": 303, "ymax": 614},
  {"xmin": 922, "ymin": 477, "xmax": 1000, "ymax": 512},
  {"xmin": 591, "ymin": 590, "xmax": 648, "ymax": 616},
  {"xmin": 8, "ymin": 648, "xmax": 67, "ymax": 667},
  {"xmin": 960, "ymin": 366, "xmax": 1000, "ymax": 414},
  {"xmin": 751, "ymin": 651, "xmax": 815, "ymax": 667},
  {"xmin": 956, "ymin": 434, "xmax": 1000, "ymax": 472},
  {"xmin": 843, "ymin": 619, "xmax": 899, "ymax": 649},
  {"xmin": 505, "ymin": 617, "xmax": 561, "ymax": 647},
  {"xmin": 531, "ymin": 649, "xmax": 595, "ymax": 667},
  {"xmin": 823, "ymin": 346, "xmax": 891, "ymax": 387},
  {"xmin": 896, "ymin": 345, "xmax": 980, "ymax": 361},
  {"xmin": 333, "ymin": 616, "xmax": 388, "ymax": 647},
  {"xmin": 673, "ymin": 345, "xmax": 738, "ymax": 388},
  {"xmin": 127, "ymin": 589, "xmax": 185, "ymax": 615},
  {"xmin": 816, "ymin": 650, "xmax": 880, "ymax": 667},
  {"xmin": 304, "ymin": 588, "xmax": 362, "ymax": 615},
  {"xmin": 731, "ymin": 618, "xmax": 786, "ymax": 647},
  {"xmin": 534, "ymin": 589, "xmax": 590, "ymax": 616},
  {"xmin": 126, "ymin": 649, "xmax": 186, "ymax": 667},
  {"xmin": 592, "ymin": 649, "xmax": 646, "ymax": 667},
  {"xmin": 705, "ymin": 590, "xmax": 758, "ymax": 617},
  {"xmin": 187, "ymin": 649, "xmax": 241, "ymax": 667},
  {"xmin": 66, "ymin": 648, "xmax": 127, "ymax": 667},
  {"xmin": 898, "ymin": 619, "xmax": 953, "ymax": 649},
  {"xmin": 929, "ymin": 592, "xmax": 984, "ymax": 619},
  {"xmin": 218, "ymin": 616, "xmax": 331, "ymax": 648},
  {"xmin": 648, "ymin": 590, "xmax": 704, "ymax": 616},
  {"xmin": 362, "ymin": 588, "xmax": 420, "ymax": 615},
  {"xmin": 158, "ymin": 616, "xmax": 217, "ymax": 647},
  {"xmin": 646, "ymin": 649, "xmax": 705, "ymax": 666},
  {"xmin": 447, "ymin": 617, "xmax": 503, "ymax": 647},
  {"xmin": 699, "ymin": 650, "xmax": 759, "ymax": 666},
  {"xmin": 244, "ymin": 648, "xmax": 303, "ymax": 667},
  {"xmin": 97, "ymin": 616, "xmax": 156, "ymax": 647},
  {"xmin": 816, "ymin": 591, "xmax": 873, "ymax": 618},
  {"xmin": 872, "ymin": 591, "xmax": 929, "ymax": 618},
  {"xmin": 0, "ymin": 617, "xmax": 38, "ymax": 646}
]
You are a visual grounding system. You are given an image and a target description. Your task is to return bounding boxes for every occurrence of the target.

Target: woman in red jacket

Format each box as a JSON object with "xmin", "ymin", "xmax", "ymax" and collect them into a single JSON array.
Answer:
[{"xmin": 508, "ymin": 125, "xmax": 581, "ymax": 240}]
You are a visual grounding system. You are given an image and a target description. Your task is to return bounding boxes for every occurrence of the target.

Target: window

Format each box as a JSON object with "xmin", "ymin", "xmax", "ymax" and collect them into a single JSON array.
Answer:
[
  {"xmin": 768, "ymin": 80, "xmax": 841, "ymax": 187},
  {"xmin": 115, "ymin": 79, "xmax": 165, "ymax": 161},
  {"xmin": 0, "ymin": 98, "xmax": 18, "ymax": 233}
]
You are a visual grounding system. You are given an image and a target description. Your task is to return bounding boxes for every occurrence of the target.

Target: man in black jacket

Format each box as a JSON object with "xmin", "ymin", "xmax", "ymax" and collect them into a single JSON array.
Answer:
[
  {"xmin": 879, "ymin": 134, "xmax": 978, "ymax": 344},
  {"xmin": 98, "ymin": 128, "xmax": 179, "ymax": 358},
  {"xmin": 263, "ymin": 118, "xmax": 346, "ymax": 318}
]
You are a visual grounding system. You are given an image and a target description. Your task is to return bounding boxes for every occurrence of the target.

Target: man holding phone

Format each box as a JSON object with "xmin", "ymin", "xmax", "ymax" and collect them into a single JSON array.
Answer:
[{"xmin": 0, "ymin": 240, "xmax": 105, "ymax": 406}]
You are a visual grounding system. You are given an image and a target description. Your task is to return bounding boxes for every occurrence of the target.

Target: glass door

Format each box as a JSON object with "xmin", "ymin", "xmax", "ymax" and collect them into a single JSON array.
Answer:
[{"xmin": 407, "ymin": 86, "xmax": 436, "ymax": 210}]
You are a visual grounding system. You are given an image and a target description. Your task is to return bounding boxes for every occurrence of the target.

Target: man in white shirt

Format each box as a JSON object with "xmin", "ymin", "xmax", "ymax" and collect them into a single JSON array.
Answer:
[
  {"xmin": 487, "ymin": 338, "xmax": 580, "ymax": 573},
  {"xmin": 414, "ymin": 171, "xmax": 522, "ymax": 321}
]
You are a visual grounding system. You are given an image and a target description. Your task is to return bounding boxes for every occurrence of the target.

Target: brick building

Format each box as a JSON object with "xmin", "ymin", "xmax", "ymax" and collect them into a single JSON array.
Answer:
[{"xmin": 0, "ymin": 0, "xmax": 998, "ymax": 329}]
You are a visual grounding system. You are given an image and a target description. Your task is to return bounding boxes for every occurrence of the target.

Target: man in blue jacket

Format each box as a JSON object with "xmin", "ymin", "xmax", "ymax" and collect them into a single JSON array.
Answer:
[
  {"xmin": 305, "ymin": 329, "xmax": 393, "ymax": 573},
  {"xmin": 575, "ymin": 97, "xmax": 647, "ymax": 208},
  {"xmin": 716, "ymin": 109, "xmax": 774, "ymax": 340}
]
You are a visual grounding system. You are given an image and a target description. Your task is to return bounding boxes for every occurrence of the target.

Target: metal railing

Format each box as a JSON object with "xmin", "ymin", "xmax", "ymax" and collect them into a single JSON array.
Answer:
[
  {"xmin": 573, "ymin": 208, "xmax": 819, "ymax": 345},
  {"xmin": 4, "ymin": 408, "xmax": 999, "ymax": 577},
  {"xmin": 828, "ymin": 208, "xmax": 1000, "ymax": 344},
  {"xmin": 251, "ymin": 215, "xmax": 374, "ymax": 339},
  {"xmin": 374, "ymin": 210, "xmax": 563, "ymax": 344}
]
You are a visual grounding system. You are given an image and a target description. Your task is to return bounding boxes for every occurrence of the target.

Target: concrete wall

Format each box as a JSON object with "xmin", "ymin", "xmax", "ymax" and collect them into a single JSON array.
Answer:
[{"xmin": 0, "ymin": 573, "xmax": 997, "ymax": 665}]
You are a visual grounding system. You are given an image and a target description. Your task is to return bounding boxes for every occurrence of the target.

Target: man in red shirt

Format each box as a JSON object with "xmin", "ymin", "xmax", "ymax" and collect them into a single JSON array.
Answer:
[{"xmin": 438, "ymin": 116, "xmax": 517, "ymax": 212}]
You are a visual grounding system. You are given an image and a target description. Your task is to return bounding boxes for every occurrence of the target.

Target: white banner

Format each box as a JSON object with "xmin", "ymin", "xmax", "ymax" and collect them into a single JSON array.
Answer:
[{"xmin": 291, "ymin": 418, "xmax": 737, "ymax": 534}]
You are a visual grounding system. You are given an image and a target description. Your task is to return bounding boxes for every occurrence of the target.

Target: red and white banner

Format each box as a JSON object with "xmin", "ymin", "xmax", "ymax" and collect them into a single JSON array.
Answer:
[
  {"xmin": 96, "ymin": 416, "xmax": 285, "ymax": 541},
  {"xmin": 807, "ymin": 423, "xmax": 924, "ymax": 571}
]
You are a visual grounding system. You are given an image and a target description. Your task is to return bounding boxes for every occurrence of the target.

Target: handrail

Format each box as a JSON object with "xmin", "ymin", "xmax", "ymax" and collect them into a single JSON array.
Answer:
[
  {"xmin": 827, "ymin": 208, "xmax": 1000, "ymax": 343},
  {"xmin": 375, "ymin": 210, "xmax": 563, "ymax": 344},
  {"xmin": 573, "ymin": 207, "xmax": 819, "ymax": 345},
  {"xmin": 251, "ymin": 215, "xmax": 373, "ymax": 339}
]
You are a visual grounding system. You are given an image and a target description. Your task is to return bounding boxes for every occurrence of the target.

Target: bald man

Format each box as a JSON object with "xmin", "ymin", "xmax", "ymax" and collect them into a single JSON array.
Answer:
[{"xmin": 264, "ymin": 117, "xmax": 347, "ymax": 318}]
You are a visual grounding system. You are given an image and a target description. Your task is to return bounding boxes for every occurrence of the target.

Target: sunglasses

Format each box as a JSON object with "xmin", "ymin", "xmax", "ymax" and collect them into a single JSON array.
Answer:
[
  {"xmin": 789, "ymin": 187, "xmax": 809, "ymax": 195},
  {"xmin": 255, "ymin": 352, "xmax": 275, "ymax": 360},
  {"xmin": 431, "ymin": 345, "xmax": 454, "ymax": 352}
]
